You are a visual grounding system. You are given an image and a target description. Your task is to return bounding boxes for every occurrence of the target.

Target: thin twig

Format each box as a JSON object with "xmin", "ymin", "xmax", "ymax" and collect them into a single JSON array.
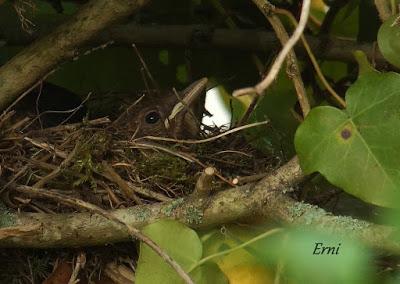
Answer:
[
  {"xmin": 23, "ymin": 137, "xmax": 67, "ymax": 159},
  {"xmin": 232, "ymin": 172, "xmax": 268, "ymax": 185},
  {"xmin": 33, "ymin": 141, "xmax": 79, "ymax": 188},
  {"xmin": 233, "ymin": 0, "xmax": 311, "ymax": 99},
  {"xmin": 136, "ymin": 121, "xmax": 269, "ymax": 144},
  {"xmin": 102, "ymin": 161, "xmax": 142, "ymax": 205},
  {"xmin": 132, "ymin": 44, "xmax": 159, "ymax": 91},
  {"xmin": 256, "ymin": 1, "xmax": 309, "ymax": 116},
  {"xmin": 275, "ymin": 8, "xmax": 346, "ymax": 108},
  {"xmin": 68, "ymin": 252, "xmax": 86, "ymax": 284}
]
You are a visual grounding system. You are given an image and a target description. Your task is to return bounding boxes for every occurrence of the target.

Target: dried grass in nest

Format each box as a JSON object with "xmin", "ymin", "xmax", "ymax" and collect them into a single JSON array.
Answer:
[{"xmin": 0, "ymin": 110, "xmax": 276, "ymax": 214}]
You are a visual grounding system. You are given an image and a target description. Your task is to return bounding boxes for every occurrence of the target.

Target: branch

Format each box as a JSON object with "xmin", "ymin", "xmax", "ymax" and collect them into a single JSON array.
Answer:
[
  {"xmin": 374, "ymin": 0, "xmax": 392, "ymax": 21},
  {"xmin": 252, "ymin": 0, "xmax": 310, "ymax": 116},
  {"xmin": 233, "ymin": 0, "xmax": 311, "ymax": 98},
  {"xmin": 3, "ymin": 25, "xmax": 386, "ymax": 65},
  {"xmin": 1, "ymin": 157, "xmax": 399, "ymax": 254},
  {"xmin": 0, "ymin": 0, "xmax": 150, "ymax": 111},
  {"xmin": 14, "ymin": 183, "xmax": 194, "ymax": 284}
]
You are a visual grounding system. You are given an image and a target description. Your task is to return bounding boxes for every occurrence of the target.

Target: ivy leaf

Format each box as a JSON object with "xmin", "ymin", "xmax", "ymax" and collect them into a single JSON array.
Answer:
[
  {"xmin": 295, "ymin": 71, "xmax": 400, "ymax": 207},
  {"xmin": 378, "ymin": 15, "xmax": 400, "ymax": 69},
  {"xmin": 256, "ymin": 229, "xmax": 372, "ymax": 284},
  {"xmin": 136, "ymin": 220, "xmax": 225, "ymax": 284},
  {"xmin": 136, "ymin": 220, "xmax": 201, "ymax": 284}
]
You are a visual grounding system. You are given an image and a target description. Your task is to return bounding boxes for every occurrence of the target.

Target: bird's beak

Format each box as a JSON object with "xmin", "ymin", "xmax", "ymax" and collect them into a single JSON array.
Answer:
[
  {"xmin": 165, "ymin": 78, "xmax": 208, "ymax": 131},
  {"xmin": 181, "ymin": 77, "xmax": 208, "ymax": 106}
]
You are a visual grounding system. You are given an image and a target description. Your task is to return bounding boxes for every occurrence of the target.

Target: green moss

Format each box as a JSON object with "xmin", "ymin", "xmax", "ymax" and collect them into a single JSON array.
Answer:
[
  {"xmin": 138, "ymin": 152, "xmax": 188, "ymax": 180},
  {"xmin": 136, "ymin": 207, "xmax": 151, "ymax": 222},
  {"xmin": 161, "ymin": 198, "xmax": 184, "ymax": 217},
  {"xmin": 0, "ymin": 203, "xmax": 16, "ymax": 227},
  {"xmin": 136, "ymin": 152, "xmax": 195, "ymax": 195},
  {"xmin": 185, "ymin": 205, "xmax": 204, "ymax": 224},
  {"xmin": 65, "ymin": 131, "xmax": 110, "ymax": 189}
]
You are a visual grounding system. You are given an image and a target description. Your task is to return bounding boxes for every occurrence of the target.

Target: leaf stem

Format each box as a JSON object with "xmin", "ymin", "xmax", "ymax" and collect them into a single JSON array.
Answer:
[{"xmin": 187, "ymin": 228, "xmax": 283, "ymax": 273}]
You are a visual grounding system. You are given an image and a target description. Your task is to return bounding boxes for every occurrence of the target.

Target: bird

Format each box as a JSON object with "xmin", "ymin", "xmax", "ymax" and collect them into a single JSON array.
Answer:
[
  {"xmin": 112, "ymin": 77, "xmax": 208, "ymax": 139},
  {"xmin": 14, "ymin": 78, "xmax": 208, "ymax": 138}
]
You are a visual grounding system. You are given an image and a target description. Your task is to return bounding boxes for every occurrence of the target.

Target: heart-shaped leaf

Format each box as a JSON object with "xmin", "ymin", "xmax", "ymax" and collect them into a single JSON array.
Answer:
[{"xmin": 295, "ymin": 71, "xmax": 400, "ymax": 207}]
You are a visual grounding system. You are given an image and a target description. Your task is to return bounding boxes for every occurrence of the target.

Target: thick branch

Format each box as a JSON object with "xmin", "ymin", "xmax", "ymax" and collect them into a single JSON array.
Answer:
[
  {"xmin": 1, "ymin": 157, "xmax": 399, "ymax": 254},
  {"xmin": 3, "ymin": 25, "xmax": 386, "ymax": 65},
  {"xmin": 0, "ymin": 0, "xmax": 149, "ymax": 111}
]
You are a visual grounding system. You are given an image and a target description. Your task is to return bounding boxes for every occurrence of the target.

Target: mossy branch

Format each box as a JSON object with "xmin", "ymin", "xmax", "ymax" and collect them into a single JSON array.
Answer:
[{"xmin": 1, "ymin": 157, "xmax": 399, "ymax": 254}]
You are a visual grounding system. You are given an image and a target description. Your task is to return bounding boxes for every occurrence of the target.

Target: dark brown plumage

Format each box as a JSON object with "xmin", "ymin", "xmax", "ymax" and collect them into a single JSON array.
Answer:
[{"xmin": 112, "ymin": 78, "xmax": 208, "ymax": 139}]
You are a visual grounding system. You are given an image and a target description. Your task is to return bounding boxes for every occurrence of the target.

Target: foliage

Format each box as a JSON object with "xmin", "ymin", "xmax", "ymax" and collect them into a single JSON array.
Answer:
[
  {"xmin": 378, "ymin": 15, "xmax": 400, "ymax": 69},
  {"xmin": 295, "ymin": 71, "xmax": 400, "ymax": 207},
  {"xmin": 2, "ymin": 0, "xmax": 400, "ymax": 283},
  {"xmin": 135, "ymin": 220, "xmax": 228, "ymax": 284},
  {"xmin": 136, "ymin": 221, "xmax": 373, "ymax": 283}
]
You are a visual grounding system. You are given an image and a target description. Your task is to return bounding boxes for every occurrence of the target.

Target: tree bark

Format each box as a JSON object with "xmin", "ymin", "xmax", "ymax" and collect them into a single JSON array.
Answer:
[
  {"xmin": 1, "ymin": 157, "xmax": 399, "ymax": 255},
  {"xmin": 0, "ymin": 0, "xmax": 149, "ymax": 111}
]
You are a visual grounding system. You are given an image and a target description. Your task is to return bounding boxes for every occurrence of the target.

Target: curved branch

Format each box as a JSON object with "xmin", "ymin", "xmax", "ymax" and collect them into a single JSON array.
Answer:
[
  {"xmin": 0, "ymin": 0, "xmax": 150, "ymax": 111},
  {"xmin": 232, "ymin": 0, "xmax": 311, "ymax": 98}
]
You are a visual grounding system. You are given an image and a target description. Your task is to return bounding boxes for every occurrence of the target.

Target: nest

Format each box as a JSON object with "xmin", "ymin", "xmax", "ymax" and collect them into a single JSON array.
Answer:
[{"xmin": 0, "ymin": 109, "xmax": 277, "ymax": 214}]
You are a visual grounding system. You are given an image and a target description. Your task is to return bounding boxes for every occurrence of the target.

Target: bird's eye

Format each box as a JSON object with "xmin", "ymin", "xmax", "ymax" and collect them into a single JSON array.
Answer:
[{"xmin": 144, "ymin": 111, "xmax": 161, "ymax": 124}]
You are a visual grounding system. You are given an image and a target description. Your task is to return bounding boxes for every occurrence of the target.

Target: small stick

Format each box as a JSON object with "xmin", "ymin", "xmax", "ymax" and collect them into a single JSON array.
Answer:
[
  {"xmin": 68, "ymin": 252, "xmax": 86, "ymax": 284},
  {"xmin": 33, "ymin": 142, "xmax": 79, "ymax": 188},
  {"xmin": 232, "ymin": 172, "xmax": 268, "ymax": 185},
  {"xmin": 0, "ymin": 166, "xmax": 28, "ymax": 194},
  {"xmin": 0, "ymin": 111, "xmax": 15, "ymax": 129},
  {"xmin": 132, "ymin": 43, "xmax": 159, "ymax": 91},
  {"xmin": 24, "ymin": 137, "xmax": 67, "ymax": 159},
  {"xmin": 27, "ymin": 117, "xmax": 111, "ymax": 134},
  {"xmin": 193, "ymin": 167, "xmax": 215, "ymax": 196},
  {"xmin": 137, "ymin": 121, "xmax": 269, "ymax": 144},
  {"xmin": 102, "ymin": 161, "xmax": 142, "ymax": 205}
]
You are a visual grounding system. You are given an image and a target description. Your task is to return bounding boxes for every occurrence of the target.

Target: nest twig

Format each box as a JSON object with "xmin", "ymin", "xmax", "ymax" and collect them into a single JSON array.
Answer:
[{"xmin": 0, "ymin": 109, "xmax": 275, "ymax": 214}]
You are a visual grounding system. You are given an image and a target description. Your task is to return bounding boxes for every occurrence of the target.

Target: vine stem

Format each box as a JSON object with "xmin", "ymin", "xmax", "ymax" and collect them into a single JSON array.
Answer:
[
  {"xmin": 275, "ymin": 8, "xmax": 346, "ymax": 108},
  {"xmin": 187, "ymin": 228, "xmax": 283, "ymax": 273}
]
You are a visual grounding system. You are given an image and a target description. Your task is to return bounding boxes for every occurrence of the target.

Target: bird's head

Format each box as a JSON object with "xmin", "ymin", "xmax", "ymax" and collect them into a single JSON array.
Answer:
[{"xmin": 114, "ymin": 78, "xmax": 208, "ymax": 139}]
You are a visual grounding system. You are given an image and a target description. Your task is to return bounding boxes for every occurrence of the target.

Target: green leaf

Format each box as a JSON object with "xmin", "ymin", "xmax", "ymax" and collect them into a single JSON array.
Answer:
[
  {"xmin": 248, "ymin": 69, "xmax": 299, "ymax": 157},
  {"xmin": 353, "ymin": 50, "xmax": 376, "ymax": 76},
  {"xmin": 330, "ymin": 0, "xmax": 359, "ymax": 38},
  {"xmin": 176, "ymin": 64, "xmax": 188, "ymax": 84},
  {"xmin": 256, "ymin": 229, "xmax": 373, "ymax": 284},
  {"xmin": 378, "ymin": 15, "xmax": 400, "ymax": 69},
  {"xmin": 191, "ymin": 262, "xmax": 228, "ymax": 284},
  {"xmin": 295, "ymin": 71, "xmax": 400, "ymax": 207},
  {"xmin": 135, "ymin": 220, "xmax": 202, "ymax": 284},
  {"xmin": 159, "ymin": 50, "xmax": 170, "ymax": 65}
]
